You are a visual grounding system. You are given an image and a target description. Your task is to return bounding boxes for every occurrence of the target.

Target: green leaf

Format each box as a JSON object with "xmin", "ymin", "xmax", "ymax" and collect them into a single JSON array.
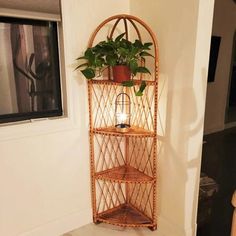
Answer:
[
  {"xmin": 84, "ymin": 49, "xmax": 96, "ymax": 65},
  {"xmin": 139, "ymin": 81, "xmax": 146, "ymax": 93},
  {"xmin": 94, "ymin": 55, "xmax": 105, "ymax": 67},
  {"xmin": 106, "ymin": 55, "xmax": 117, "ymax": 66},
  {"xmin": 135, "ymin": 81, "xmax": 146, "ymax": 96},
  {"xmin": 134, "ymin": 39, "xmax": 143, "ymax": 48},
  {"xmin": 118, "ymin": 47, "xmax": 129, "ymax": 56},
  {"xmin": 81, "ymin": 68, "xmax": 95, "ymax": 79},
  {"xmin": 139, "ymin": 51, "xmax": 153, "ymax": 57},
  {"xmin": 122, "ymin": 80, "xmax": 134, "ymax": 87},
  {"xmin": 84, "ymin": 48, "xmax": 93, "ymax": 58},
  {"xmin": 115, "ymin": 32, "xmax": 126, "ymax": 42},
  {"xmin": 135, "ymin": 66, "xmax": 151, "ymax": 74},
  {"xmin": 121, "ymin": 39, "xmax": 132, "ymax": 48},
  {"xmin": 75, "ymin": 63, "xmax": 88, "ymax": 70},
  {"xmin": 76, "ymin": 56, "xmax": 86, "ymax": 60},
  {"xmin": 101, "ymin": 44, "xmax": 114, "ymax": 53},
  {"xmin": 135, "ymin": 91, "xmax": 143, "ymax": 96},
  {"xmin": 129, "ymin": 60, "xmax": 138, "ymax": 73},
  {"xmin": 143, "ymin": 42, "xmax": 153, "ymax": 49},
  {"xmin": 130, "ymin": 46, "xmax": 139, "ymax": 56}
]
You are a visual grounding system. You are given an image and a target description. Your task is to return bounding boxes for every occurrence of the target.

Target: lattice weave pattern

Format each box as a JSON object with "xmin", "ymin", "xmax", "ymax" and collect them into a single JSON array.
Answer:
[{"xmin": 90, "ymin": 82, "xmax": 155, "ymax": 131}]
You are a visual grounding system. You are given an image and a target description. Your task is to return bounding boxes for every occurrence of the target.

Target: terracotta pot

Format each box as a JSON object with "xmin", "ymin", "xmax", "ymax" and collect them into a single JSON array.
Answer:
[{"xmin": 112, "ymin": 65, "xmax": 131, "ymax": 83}]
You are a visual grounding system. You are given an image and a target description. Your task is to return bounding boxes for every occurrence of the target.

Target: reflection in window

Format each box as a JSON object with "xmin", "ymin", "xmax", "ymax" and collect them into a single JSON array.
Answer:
[{"xmin": 0, "ymin": 17, "xmax": 62, "ymax": 123}]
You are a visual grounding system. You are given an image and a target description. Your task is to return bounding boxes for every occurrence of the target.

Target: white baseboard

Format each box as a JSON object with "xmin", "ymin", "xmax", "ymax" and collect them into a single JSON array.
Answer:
[
  {"xmin": 18, "ymin": 209, "xmax": 92, "ymax": 236},
  {"xmin": 204, "ymin": 122, "xmax": 236, "ymax": 135},
  {"xmin": 225, "ymin": 121, "xmax": 236, "ymax": 129}
]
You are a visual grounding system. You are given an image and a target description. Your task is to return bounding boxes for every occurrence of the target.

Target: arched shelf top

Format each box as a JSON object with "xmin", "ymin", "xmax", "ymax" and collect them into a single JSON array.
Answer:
[
  {"xmin": 87, "ymin": 14, "xmax": 159, "ymax": 81},
  {"xmin": 88, "ymin": 14, "xmax": 158, "ymax": 51}
]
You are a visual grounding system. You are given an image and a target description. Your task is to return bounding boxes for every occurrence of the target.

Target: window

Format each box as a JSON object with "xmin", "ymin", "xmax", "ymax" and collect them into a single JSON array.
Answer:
[{"xmin": 0, "ymin": 16, "xmax": 62, "ymax": 123}]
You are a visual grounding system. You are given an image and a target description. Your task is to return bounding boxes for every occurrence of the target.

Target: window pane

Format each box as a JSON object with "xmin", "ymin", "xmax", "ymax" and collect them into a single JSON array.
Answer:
[{"xmin": 0, "ymin": 17, "xmax": 62, "ymax": 123}]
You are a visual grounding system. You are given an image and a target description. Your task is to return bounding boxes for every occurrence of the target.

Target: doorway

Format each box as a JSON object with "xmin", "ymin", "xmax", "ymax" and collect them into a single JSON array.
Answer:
[
  {"xmin": 226, "ymin": 31, "xmax": 236, "ymax": 124},
  {"xmin": 197, "ymin": 0, "xmax": 236, "ymax": 235}
]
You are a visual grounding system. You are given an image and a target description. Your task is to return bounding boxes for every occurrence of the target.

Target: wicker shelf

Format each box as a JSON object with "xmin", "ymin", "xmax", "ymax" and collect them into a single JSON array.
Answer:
[
  {"xmin": 95, "ymin": 165, "xmax": 154, "ymax": 183},
  {"xmin": 89, "ymin": 79, "xmax": 156, "ymax": 86},
  {"xmin": 87, "ymin": 14, "xmax": 158, "ymax": 230},
  {"xmin": 93, "ymin": 126, "xmax": 155, "ymax": 137},
  {"xmin": 97, "ymin": 204, "xmax": 154, "ymax": 227}
]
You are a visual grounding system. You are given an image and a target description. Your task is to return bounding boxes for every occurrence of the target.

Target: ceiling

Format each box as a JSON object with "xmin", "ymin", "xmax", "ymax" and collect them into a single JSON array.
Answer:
[{"xmin": 0, "ymin": 0, "xmax": 60, "ymax": 14}]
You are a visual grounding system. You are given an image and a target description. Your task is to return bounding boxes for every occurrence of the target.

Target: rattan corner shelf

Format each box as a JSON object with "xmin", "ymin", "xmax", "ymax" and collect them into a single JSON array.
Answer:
[
  {"xmin": 97, "ymin": 204, "xmax": 153, "ymax": 227},
  {"xmin": 87, "ymin": 14, "xmax": 158, "ymax": 231},
  {"xmin": 95, "ymin": 165, "xmax": 154, "ymax": 183},
  {"xmin": 93, "ymin": 126, "xmax": 155, "ymax": 137}
]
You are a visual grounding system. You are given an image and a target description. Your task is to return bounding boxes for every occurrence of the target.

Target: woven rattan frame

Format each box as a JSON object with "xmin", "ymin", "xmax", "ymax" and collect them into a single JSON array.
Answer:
[{"xmin": 87, "ymin": 14, "xmax": 158, "ymax": 231}]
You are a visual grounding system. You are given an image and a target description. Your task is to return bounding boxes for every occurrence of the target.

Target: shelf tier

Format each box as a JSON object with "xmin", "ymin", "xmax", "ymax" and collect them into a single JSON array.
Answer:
[
  {"xmin": 88, "ymin": 79, "xmax": 156, "ymax": 86},
  {"xmin": 93, "ymin": 126, "xmax": 155, "ymax": 137},
  {"xmin": 97, "ymin": 204, "xmax": 154, "ymax": 228},
  {"xmin": 95, "ymin": 165, "xmax": 154, "ymax": 183}
]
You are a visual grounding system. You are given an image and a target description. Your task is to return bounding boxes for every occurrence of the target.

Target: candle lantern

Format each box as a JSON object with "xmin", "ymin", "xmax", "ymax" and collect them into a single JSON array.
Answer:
[{"xmin": 115, "ymin": 92, "xmax": 131, "ymax": 132}]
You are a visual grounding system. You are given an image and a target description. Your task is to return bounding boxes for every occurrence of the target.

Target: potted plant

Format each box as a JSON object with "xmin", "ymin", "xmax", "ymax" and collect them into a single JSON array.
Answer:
[{"xmin": 75, "ymin": 32, "xmax": 153, "ymax": 96}]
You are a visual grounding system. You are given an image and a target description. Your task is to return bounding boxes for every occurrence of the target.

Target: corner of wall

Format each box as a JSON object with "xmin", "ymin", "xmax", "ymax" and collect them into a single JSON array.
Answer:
[{"xmin": 158, "ymin": 215, "xmax": 197, "ymax": 236}]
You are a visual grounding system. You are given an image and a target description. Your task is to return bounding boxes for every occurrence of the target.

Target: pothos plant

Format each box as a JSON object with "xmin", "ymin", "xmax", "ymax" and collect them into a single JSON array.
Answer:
[{"xmin": 75, "ymin": 32, "xmax": 153, "ymax": 96}]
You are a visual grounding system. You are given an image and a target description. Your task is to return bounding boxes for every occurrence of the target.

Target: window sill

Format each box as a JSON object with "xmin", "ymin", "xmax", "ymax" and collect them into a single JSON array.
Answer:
[{"xmin": 0, "ymin": 116, "xmax": 79, "ymax": 142}]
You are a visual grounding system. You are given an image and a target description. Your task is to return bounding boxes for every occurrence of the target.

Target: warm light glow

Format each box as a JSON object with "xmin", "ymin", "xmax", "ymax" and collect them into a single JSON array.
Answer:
[
  {"xmin": 117, "ymin": 112, "xmax": 128, "ymax": 124},
  {"xmin": 115, "ymin": 92, "xmax": 131, "ymax": 129}
]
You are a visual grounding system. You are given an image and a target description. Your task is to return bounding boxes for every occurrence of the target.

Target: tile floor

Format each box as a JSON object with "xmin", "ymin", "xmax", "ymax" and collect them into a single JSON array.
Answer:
[{"xmin": 63, "ymin": 223, "xmax": 162, "ymax": 236}]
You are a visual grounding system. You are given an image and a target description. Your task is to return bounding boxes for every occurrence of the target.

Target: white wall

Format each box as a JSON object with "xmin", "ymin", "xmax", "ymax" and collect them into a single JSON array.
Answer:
[
  {"xmin": 0, "ymin": 1, "xmax": 129, "ymax": 236},
  {"xmin": 130, "ymin": 1, "xmax": 214, "ymax": 235},
  {"xmin": 0, "ymin": 1, "xmax": 215, "ymax": 236},
  {"xmin": 204, "ymin": 0, "xmax": 236, "ymax": 134}
]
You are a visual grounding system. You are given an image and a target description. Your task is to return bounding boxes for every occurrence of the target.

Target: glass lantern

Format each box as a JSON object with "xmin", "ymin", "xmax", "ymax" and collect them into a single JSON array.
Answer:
[{"xmin": 115, "ymin": 92, "xmax": 131, "ymax": 132}]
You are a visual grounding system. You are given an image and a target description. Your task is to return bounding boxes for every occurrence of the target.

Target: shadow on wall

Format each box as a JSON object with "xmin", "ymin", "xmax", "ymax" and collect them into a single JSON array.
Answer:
[
  {"xmin": 129, "ymin": 0, "xmax": 214, "ymax": 234},
  {"xmin": 157, "ymin": 23, "xmax": 208, "ymax": 235},
  {"xmin": 158, "ymin": 75, "xmax": 206, "ymax": 235}
]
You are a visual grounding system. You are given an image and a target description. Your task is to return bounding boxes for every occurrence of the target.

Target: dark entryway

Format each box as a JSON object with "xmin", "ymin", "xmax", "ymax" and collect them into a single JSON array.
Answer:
[
  {"xmin": 197, "ymin": 127, "xmax": 236, "ymax": 236},
  {"xmin": 226, "ymin": 31, "xmax": 236, "ymax": 123}
]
